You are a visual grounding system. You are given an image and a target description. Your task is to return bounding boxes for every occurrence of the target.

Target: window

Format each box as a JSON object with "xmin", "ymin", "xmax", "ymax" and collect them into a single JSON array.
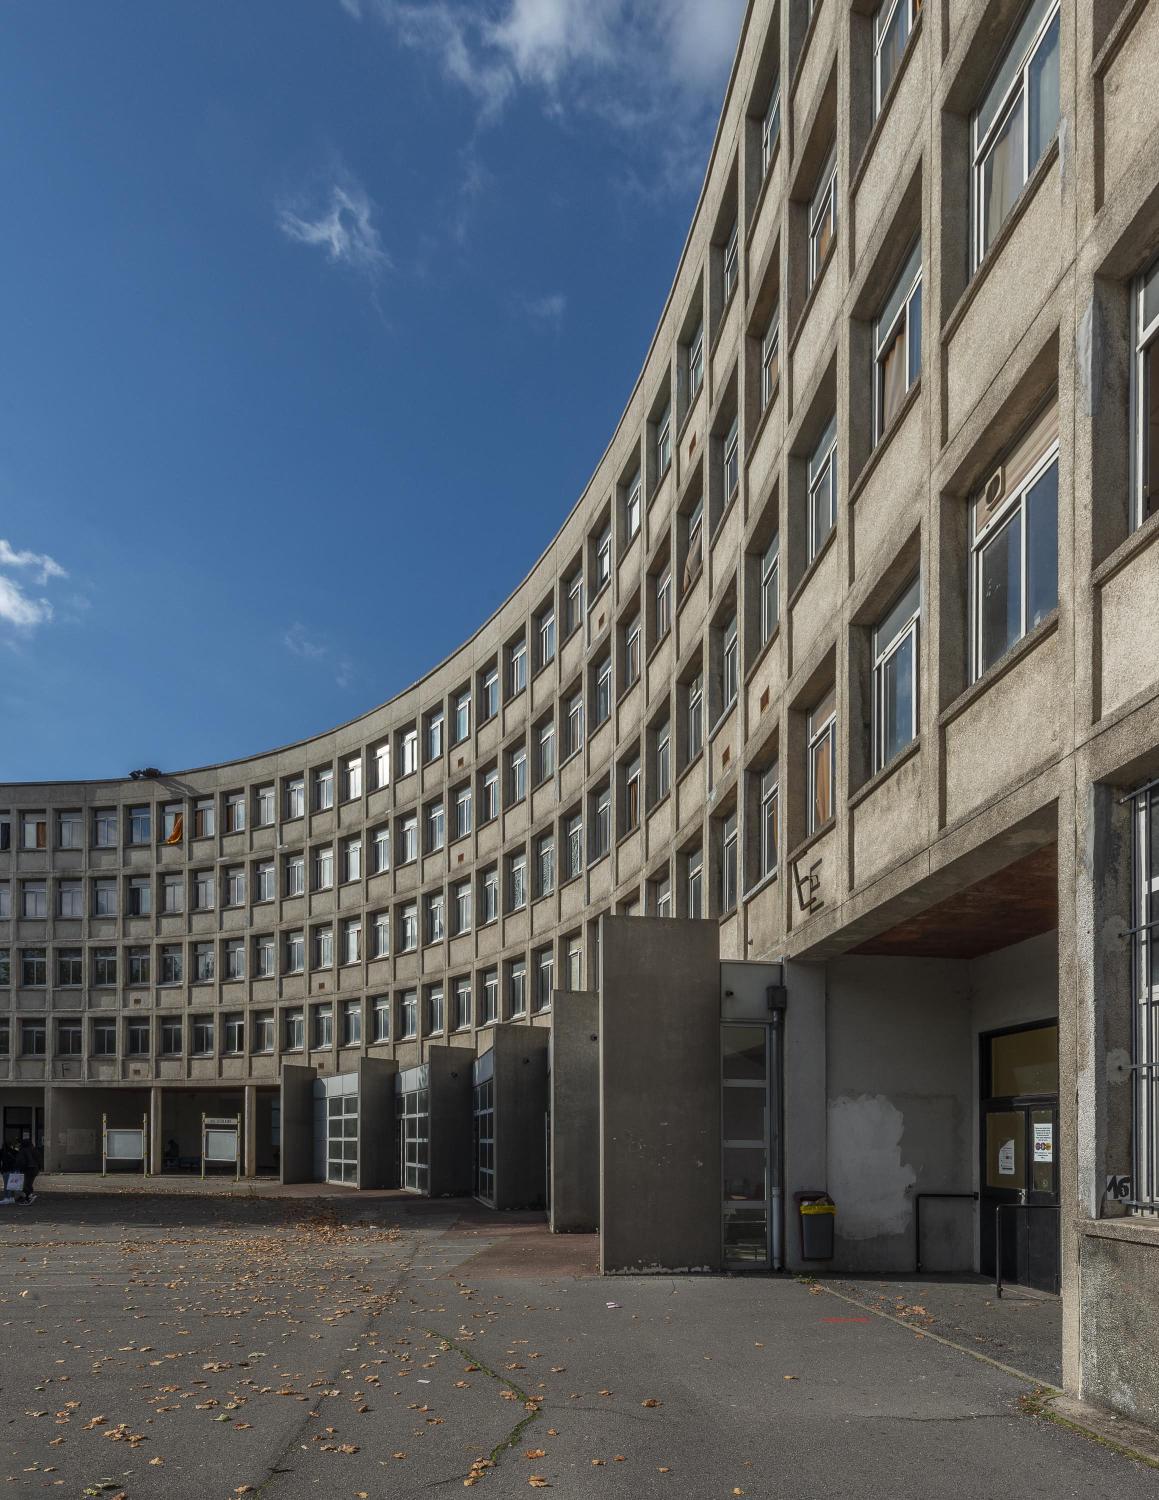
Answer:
[
  {"xmin": 160, "ymin": 944, "xmax": 184, "ymax": 985},
  {"xmin": 539, "ymin": 606, "xmax": 556, "ymax": 666},
  {"xmin": 224, "ymin": 791, "xmax": 245, "ymax": 833},
  {"xmin": 223, "ymin": 1015, "xmax": 244, "ymax": 1055},
  {"xmin": 57, "ymin": 949, "xmax": 82, "ymax": 986},
  {"xmin": 1132, "ymin": 256, "xmax": 1159, "ymax": 528},
  {"xmin": 284, "ymin": 1009, "xmax": 305, "ymax": 1051},
  {"xmin": 510, "ymin": 747, "xmax": 528, "ymax": 804},
  {"xmin": 401, "ymin": 903, "xmax": 418, "ymax": 952},
  {"xmin": 313, "ymin": 846, "xmax": 333, "ymax": 891},
  {"xmin": 538, "ymin": 719, "xmax": 556, "ymax": 782},
  {"xmin": 809, "ymin": 146, "xmax": 837, "ymax": 290},
  {"xmin": 129, "ymin": 805, "xmax": 151, "ymax": 845},
  {"xmin": 400, "ymin": 814, "xmax": 418, "ymax": 864},
  {"xmin": 161, "ymin": 1017, "xmax": 183, "ymax": 1056},
  {"xmin": 426, "ymin": 709, "xmax": 444, "ymax": 763},
  {"xmin": 723, "ymin": 415, "xmax": 740, "ymax": 502},
  {"xmin": 807, "ymin": 689, "xmax": 837, "ymax": 834},
  {"xmin": 481, "ymin": 768, "xmax": 499, "ymax": 824},
  {"xmin": 254, "ymin": 1012, "xmax": 275, "ymax": 1053},
  {"xmin": 760, "ymin": 765, "xmax": 780, "ymax": 879},
  {"xmin": 566, "ymin": 691, "xmax": 584, "ymax": 758},
  {"xmin": 625, "ymin": 757, "xmax": 641, "ymax": 832},
  {"xmin": 342, "ymin": 916, "xmax": 361, "ymax": 965},
  {"xmin": 0, "ymin": 882, "xmax": 8, "ymax": 919},
  {"xmin": 481, "ymin": 867, "xmax": 499, "ymax": 924},
  {"xmin": 192, "ymin": 798, "xmax": 214, "ymax": 839},
  {"xmin": 427, "ymin": 985, "xmax": 445, "ymax": 1036},
  {"xmin": 761, "ymin": 534, "xmax": 780, "ymax": 642},
  {"xmin": 222, "ymin": 937, "xmax": 243, "ymax": 981},
  {"xmin": 875, "ymin": 240, "xmax": 922, "ymax": 439},
  {"xmin": 20, "ymin": 1018, "xmax": 46, "ymax": 1056},
  {"xmin": 454, "ymin": 878, "xmax": 472, "ymax": 934},
  {"xmin": 510, "ymin": 638, "xmax": 528, "ymax": 697},
  {"xmin": 685, "ymin": 497, "xmax": 704, "ymax": 588},
  {"xmin": 373, "ymin": 742, "xmax": 391, "ymax": 790},
  {"xmin": 312, "ymin": 1003, "xmax": 333, "ymax": 1050},
  {"xmin": 92, "ymin": 1020, "xmax": 117, "ymax": 1058},
  {"xmin": 595, "ymin": 525, "xmax": 612, "ymax": 591},
  {"xmin": 192, "ymin": 868, "xmax": 214, "ymax": 911},
  {"xmin": 566, "ymin": 937, "xmax": 582, "ymax": 989},
  {"xmin": 400, "ymin": 728, "xmax": 419, "ymax": 777},
  {"xmin": 761, "ymin": 312, "xmax": 780, "ymax": 410},
  {"xmin": 162, "ymin": 873, "xmax": 184, "ymax": 914},
  {"xmin": 655, "ymin": 719, "xmax": 671, "ymax": 801},
  {"xmin": 535, "ymin": 949, "xmax": 554, "ymax": 1012},
  {"xmin": 226, "ymin": 866, "xmax": 246, "ymax": 907},
  {"xmin": 537, "ymin": 833, "xmax": 555, "ymax": 897},
  {"xmin": 656, "ymin": 565, "xmax": 673, "ymax": 636},
  {"xmin": 655, "ymin": 400, "xmax": 672, "ymax": 479},
  {"xmin": 565, "ymin": 571, "xmax": 584, "ymax": 636},
  {"xmin": 0, "ymin": 949, "xmax": 7, "ymax": 988},
  {"xmin": 57, "ymin": 1020, "xmax": 82, "ymax": 1056},
  {"xmin": 654, "ymin": 877, "xmax": 672, "ymax": 918},
  {"xmin": 344, "ymin": 755, "xmax": 362, "ymax": 801},
  {"xmin": 0, "ymin": 813, "xmax": 8, "ymax": 853},
  {"xmin": 344, "ymin": 837, "xmax": 362, "ymax": 883},
  {"xmin": 625, "ymin": 468, "xmax": 642, "ymax": 540},
  {"xmin": 92, "ymin": 878, "xmax": 116, "ymax": 917},
  {"xmin": 372, "ymin": 996, "xmax": 390, "ymax": 1044},
  {"xmin": 482, "ymin": 665, "xmax": 499, "ymax": 721},
  {"xmin": 808, "ymin": 416, "xmax": 838, "ymax": 561},
  {"xmin": 255, "ymin": 934, "xmax": 275, "ymax": 978},
  {"xmin": 57, "ymin": 809, "xmax": 82, "ymax": 849},
  {"xmin": 193, "ymin": 942, "xmax": 213, "ymax": 983},
  {"xmin": 256, "ymin": 784, "xmax": 275, "ymax": 826},
  {"xmin": 761, "ymin": 79, "xmax": 781, "ymax": 176},
  {"xmin": 687, "ymin": 848, "xmax": 703, "ymax": 919},
  {"xmin": 248, "ymin": 860, "xmax": 271, "ymax": 904},
  {"xmin": 510, "ymin": 853, "xmax": 527, "ymax": 911},
  {"xmin": 284, "ymin": 930, "xmax": 305, "ymax": 974},
  {"xmin": 972, "ymin": 0, "xmax": 1060, "ymax": 267},
  {"xmin": 129, "ymin": 946, "xmax": 152, "ymax": 985},
  {"xmin": 687, "ymin": 322, "xmax": 705, "ymax": 404},
  {"xmin": 454, "ymin": 689, "xmax": 472, "ymax": 744},
  {"xmin": 721, "ymin": 813, "xmax": 738, "ymax": 912},
  {"xmin": 688, "ymin": 673, "xmax": 704, "ymax": 761},
  {"xmin": 191, "ymin": 1016, "xmax": 214, "ymax": 1056},
  {"xmin": 874, "ymin": 0, "xmax": 919, "ymax": 114},
  {"xmin": 453, "ymin": 977, "xmax": 472, "ymax": 1031},
  {"xmin": 373, "ymin": 910, "xmax": 390, "ymax": 958},
  {"xmin": 625, "ymin": 616, "xmax": 642, "ymax": 687},
  {"xmin": 400, "ymin": 990, "xmax": 418, "ymax": 1040},
  {"xmin": 373, "ymin": 825, "xmax": 390, "ymax": 873},
  {"xmin": 873, "ymin": 577, "xmax": 921, "ymax": 770},
  {"xmin": 721, "ymin": 615, "xmax": 739, "ymax": 712},
  {"xmin": 481, "ymin": 969, "xmax": 499, "ymax": 1026},
  {"xmin": 285, "ymin": 777, "xmax": 305, "ymax": 820},
  {"xmin": 510, "ymin": 959, "xmax": 527, "ymax": 1017},
  {"xmin": 93, "ymin": 808, "xmax": 117, "ymax": 848},
  {"xmin": 314, "ymin": 766, "xmax": 334, "ymax": 811},
  {"xmin": 591, "ymin": 785, "xmax": 611, "ymax": 861},
  {"xmin": 455, "ymin": 785, "xmax": 473, "ymax": 840},
  {"xmin": 594, "ymin": 656, "xmax": 612, "ymax": 726},
  {"xmin": 342, "ymin": 999, "xmax": 362, "ymax": 1047},
  {"xmin": 426, "ymin": 800, "xmax": 445, "ymax": 852},
  {"xmin": 723, "ymin": 220, "xmax": 740, "ymax": 303},
  {"xmin": 22, "ymin": 812, "xmax": 46, "ymax": 850},
  {"xmin": 565, "ymin": 813, "xmax": 583, "ymax": 880},
  {"xmin": 426, "ymin": 892, "xmax": 445, "ymax": 944},
  {"xmin": 23, "ymin": 881, "xmax": 48, "ymax": 918},
  {"xmin": 970, "ymin": 406, "xmax": 1059, "ymax": 678},
  {"xmin": 58, "ymin": 879, "xmax": 82, "ymax": 918}
]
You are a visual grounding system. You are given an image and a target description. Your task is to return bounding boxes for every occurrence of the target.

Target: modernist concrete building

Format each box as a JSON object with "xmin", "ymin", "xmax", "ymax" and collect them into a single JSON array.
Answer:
[{"xmin": 3, "ymin": 0, "xmax": 1159, "ymax": 1429}]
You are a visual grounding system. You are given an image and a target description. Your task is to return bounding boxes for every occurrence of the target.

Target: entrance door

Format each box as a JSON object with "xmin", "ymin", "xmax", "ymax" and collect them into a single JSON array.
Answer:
[
  {"xmin": 3, "ymin": 1106, "xmax": 45, "ymax": 1151},
  {"xmin": 721, "ymin": 1022, "xmax": 782, "ymax": 1270},
  {"xmin": 979, "ymin": 1022, "xmax": 1059, "ymax": 1292},
  {"xmin": 398, "ymin": 1085, "xmax": 429, "ymax": 1194},
  {"xmin": 326, "ymin": 1093, "xmax": 358, "ymax": 1185},
  {"xmin": 474, "ymin": 1077, "xmax": 495, "ymax": 1206}
]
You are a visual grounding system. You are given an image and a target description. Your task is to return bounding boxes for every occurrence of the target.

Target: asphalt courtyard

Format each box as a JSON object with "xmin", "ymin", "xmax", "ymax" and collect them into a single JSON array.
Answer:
[{"xmin": 0, "ymin": 1193, "xmax": 1156, "ymax": 1499}]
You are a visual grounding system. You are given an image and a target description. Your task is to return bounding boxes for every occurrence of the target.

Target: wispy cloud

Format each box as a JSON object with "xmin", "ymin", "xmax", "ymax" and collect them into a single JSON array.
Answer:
[
  {"xmin": 0, "ymin": 538, "xmax": 68, "ymax": 634},
  {"xmin": 283, "ymin": 623, "xmax": 354, "ymax": 690},
  {"xmin": 521, "ymin": 291, "xmax": 567, "ymax": 329},
  {"xmin": 344, "ymin": 0, "xmax": 746, "ymax": 192},
  {"xmin": 277, "ymin": 169, "xmax": 391, "ymax": 280}
]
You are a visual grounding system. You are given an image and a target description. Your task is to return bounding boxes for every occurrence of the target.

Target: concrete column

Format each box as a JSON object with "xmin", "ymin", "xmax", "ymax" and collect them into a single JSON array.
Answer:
[
  {"xmin": 149, "ymin": 1086, "xmax": 163, "ymax": 1176},
  {"xmin": 357, "ymin": 1057, "xmax": 398, "ymax": 1190},
  {"xmin": 42, "ymin": 1086, "xmax": 61, "ymax": 1174},
  {"xmin": 549, "ymin": 991, "xmax": 599, "ymax": 1233},
  {"xmin": 243, "ymin": 1085, "xmax": 257, "ymax": 1178},
  {"xmin": 280, "ymin": 1064, "xmax": 317, "ymax": 1185}
]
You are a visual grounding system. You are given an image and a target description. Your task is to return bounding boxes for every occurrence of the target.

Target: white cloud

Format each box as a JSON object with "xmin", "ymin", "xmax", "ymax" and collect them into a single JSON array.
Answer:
[
  {"xmin": 278, "ymin": 172, "xmax": 391, "ymax": 279},
  {"xmin": 522, "ymin": 291, "xmax": 567, "ymax": 329},
  {"xmin": 0, "ymin": 538, "xmax": 67, "ymax": 634},
  {"xmin": 0, "ymin": 576, "xmax": 52, "ymax": 631},
  {"xmin": 0, "ymin": 539, "xmax": 67, "ymax": 586},
  {"xmin": 283, "ymin": 623, "xmax": 327, "ymax": 661}
]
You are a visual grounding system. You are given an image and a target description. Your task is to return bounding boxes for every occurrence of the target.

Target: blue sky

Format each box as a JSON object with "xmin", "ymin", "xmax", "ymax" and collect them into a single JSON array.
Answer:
[{"xmin": 1, "ymin": 0, "xmax": 745, "ymax": 782}]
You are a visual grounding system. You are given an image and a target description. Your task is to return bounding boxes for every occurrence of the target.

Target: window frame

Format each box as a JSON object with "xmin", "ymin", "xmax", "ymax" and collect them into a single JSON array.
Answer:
[
  {"xmin": 808, "ymin": 146, "xmax": 838, "ymax": 291},
  {"xmin": 1131, "ymin": 255, "xmax": 1159, "ymax": 530},
  {"xmin": 873, "ymin": 238, "xmax": 923, "ymax": 443},
  {"xmin": 872, "ymin": 576, "xmax": 921, "ymax": 772},
  {"xmin": 807, "ymin": 416, "xmax": 838, "ymax": 562}
]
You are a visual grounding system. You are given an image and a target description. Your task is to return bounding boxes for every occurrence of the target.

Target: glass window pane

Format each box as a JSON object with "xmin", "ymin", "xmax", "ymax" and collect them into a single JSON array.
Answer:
[
  {"xmin": 990, "ymin": 1024, "xmax": 1058, "ymax": 1095},
  {"xmin": 877, "ymin": 0, "xmax": 907, "ymax": 105},
  {"xmin": 907, "ymin": 280, "xmax": 922, "ymax": 384},
  {"xmin": 723, "ymin": 1087, "xmax": 766, "ymax": 1143},
  {"xmin": 723, "ymin": 1207, "xmax": 768, "ymax": 1263},
  {"xmin": 723, "ymin": 1146, "xmax": 767, "ymax": 1201},
  {"xmin": 979, "ymin": 509, "xmax": 1022, "ymax": 673},
  {"xmin": 880, "ymin": 323, "xmax": 908, "ymax": 431},
  {"xmin": 1145, "ymin": 343, "xmax": 1159, "ymax": 519},
  {"xmin": 722, "ymin": 1026, "xmax": 766, "ymax": 1080},
  {"xmin": 985, "ymin": 1110, "xmax": 1027, "ymax": 1190},
  {"xmin": 982, "ymin": 95, "xmax": 1025, "ymax": 254},
  {"xmin": 812, "ymin": 734, "xmax": 833, "ymax": 825},
  {"xmin": 1026, "ymin": 460, "xmax": 1058, "ymax": 629},
  {"xmin": 1027, "ymin": 11, "xmax": 1060, "ymax": 167},
  {"xmin": 882, "ymin": 633, "xmax": 915, "ymax": 763}
]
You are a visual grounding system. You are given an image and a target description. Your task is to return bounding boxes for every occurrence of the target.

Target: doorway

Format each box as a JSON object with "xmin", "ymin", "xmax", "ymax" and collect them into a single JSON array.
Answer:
[
  {"xmin": 2, "ymin": 1105, "xmax": 44, "ymax": 1152},
  {"xmin": 326, "ymin": 1092, "xmax": 358, "ymax": 1185},
  {"xmin": 397, "ymin": 1071, "xmax": 429, "ymax": 1194},
  {"xmin": 721, "ymin": 1015, "xmax": 784, "ymax": 1271},
  {"xmin": 979, "ymin": 1021, "xmax": 1059, "ymax": 1292}
]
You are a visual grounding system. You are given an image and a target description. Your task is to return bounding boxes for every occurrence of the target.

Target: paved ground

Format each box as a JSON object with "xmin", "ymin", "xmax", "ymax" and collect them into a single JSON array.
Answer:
[{"xmin": 0, "ymin": 1194, "xmax": 1154, "ymax": 1500}]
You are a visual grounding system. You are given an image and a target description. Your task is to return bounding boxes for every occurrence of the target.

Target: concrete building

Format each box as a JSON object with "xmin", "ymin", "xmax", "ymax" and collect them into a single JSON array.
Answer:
[{"xmin": 2, "ymin": 0, "xmax": 1159, "ymax": 1429}]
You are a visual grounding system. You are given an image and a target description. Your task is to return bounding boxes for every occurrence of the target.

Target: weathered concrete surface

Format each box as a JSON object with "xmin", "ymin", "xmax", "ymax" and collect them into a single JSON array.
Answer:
[{"xmin": 549, "ymin": 990, "xmax": 600, "ymax": 1233}]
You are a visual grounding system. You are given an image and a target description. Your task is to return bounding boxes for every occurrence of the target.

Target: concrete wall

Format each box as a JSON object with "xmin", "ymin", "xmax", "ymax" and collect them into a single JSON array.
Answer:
[
  {"xmin": 782, "ymin": 960, "xmax": 829, "ymax": 1273},
  {"xmin": 357, "ymin": 1057, "xmax": 397, "ymax": 1190},
  {"xmin": 280, "ymin": 1064, "xmax": 316, "ymax": 1185},
  {"xmin": 428, "ymin": 1047, "xmax": 472, "ymax": 1197},
  {"xmin": 491, "ymin": 1025, "xmax": 549, "ymax": 1210},
  {"xmin": 600, "ymin": 916, "xmax": 721, "ymax": 1273},
  {"xmin": 549, "ymin": 990, "xmax": 600, "ymax": 1233}
]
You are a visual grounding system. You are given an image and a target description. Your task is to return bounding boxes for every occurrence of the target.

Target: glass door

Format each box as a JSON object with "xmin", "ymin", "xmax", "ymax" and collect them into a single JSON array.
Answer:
[
  {"xmin": 399, "ymin": 1085, "xmax": 429, "ymax": 1194},
  {"xmin": 474, "ymin": 1077, "xmax": 495, "ymax": 1206},
  {"xmin": 326, "ymin": 1093, "xmax": 358, "ymax": 1185},
  {"xmin": 721, "ymin": 1024, "xmax": 772, "ymax": 1270}
]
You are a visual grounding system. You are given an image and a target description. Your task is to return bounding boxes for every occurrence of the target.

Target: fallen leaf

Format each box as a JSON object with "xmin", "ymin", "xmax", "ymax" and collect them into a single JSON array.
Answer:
[
  {"xmin": 642, "ymin": 1398, "xmax": 661, "ymax": 1408},
  {"xmin": 524, "ymin": 1448, "xmax": 546, "ymax": 1459}
]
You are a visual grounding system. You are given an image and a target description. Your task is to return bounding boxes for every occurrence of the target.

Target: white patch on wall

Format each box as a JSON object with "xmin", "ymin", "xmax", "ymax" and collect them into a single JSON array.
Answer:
[{"xmin": 827, "ymin": 1094, "xmax": 916, "ymax": 1240}]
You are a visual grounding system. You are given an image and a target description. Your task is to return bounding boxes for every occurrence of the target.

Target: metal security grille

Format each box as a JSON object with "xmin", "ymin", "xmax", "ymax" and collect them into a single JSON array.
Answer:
[{"xmin": 1131, "ymin": 779, "xmax": 1159, "ymax": 1212}]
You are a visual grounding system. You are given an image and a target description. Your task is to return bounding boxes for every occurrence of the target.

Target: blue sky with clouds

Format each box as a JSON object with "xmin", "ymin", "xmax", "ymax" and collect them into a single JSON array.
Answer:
[{"xmin": 1, "ymin": 0, "xmax": 746, "ymax": 782}]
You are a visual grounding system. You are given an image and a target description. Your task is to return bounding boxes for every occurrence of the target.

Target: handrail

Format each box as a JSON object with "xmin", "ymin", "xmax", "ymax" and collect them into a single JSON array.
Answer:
[
  {"xmin": 995, "ymin": 1201, "xmax": 1061, "ymax": 1297},
  {"xmin": 914, "ymin": 1191, "xmax": 977, "ymax": 1273}
]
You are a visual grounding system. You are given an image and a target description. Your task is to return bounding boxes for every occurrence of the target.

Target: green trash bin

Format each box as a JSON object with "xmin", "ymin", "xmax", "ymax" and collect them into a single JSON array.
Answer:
[{"xmin": 796, "ymin": 1191, "xmax": 836, "ymax": 1260}]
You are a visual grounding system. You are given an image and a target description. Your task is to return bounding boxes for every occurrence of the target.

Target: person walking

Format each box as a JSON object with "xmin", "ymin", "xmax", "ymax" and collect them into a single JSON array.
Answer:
[
  {"xmin": 14, "ymin": 1135, "xmax": 40, "ymax": 1205},
  {"xmin": 0, "ymin": 1140, "xmax": 16, "ymax": 1205}
]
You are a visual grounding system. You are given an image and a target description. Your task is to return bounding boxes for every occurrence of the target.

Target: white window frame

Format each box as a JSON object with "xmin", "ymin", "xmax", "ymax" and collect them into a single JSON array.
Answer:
[
  {"xmin": 656, "ymin": 400, "xmax": 672, "ymax": 479},
  {"xmin": 872, "ymin": 577, "xmax": 921, "ymax": 773},
  {"xmin": 873, "ymin": 0, "xmax": 919, "ymax": 117},
  {"xmin": 760, "ymin": 766, "xmax": 779, "ymax": 879},
  {"xmin": 1131, "ymin": 255, "xmax": 1159, "ymax": 530},
  {"xmin": 807, "ymin": 699, "xmax": 837, "ymax": 836},
  {"xmin": 723, "ymin": 415, "xmax": 740, "ymax": 502},
  {"xmin": 723, "ymin": 220, "xmax": 740, "ymax": 303},
  {"xmin": 873, "ymin": 239, "xmax": 923, "ymax": 442},
  {"xmin": 721, "ymin": 813, "xmax": 738, "ymax": 912},
  {"xmin": 688, "ymin": 673, "xmax": 704, "ymax": 761},
  {"xmin": 807, "ymin": 416, "xmax": 838, "ymax": 561},
  {"xmin": 761, "ymin": 312, "xmax": 780, "ymax": 410},
  {"xmin": 688, "ymin": 321, "xmax": 705, "ymax": 403},
  {"xmin": 761, "ymin": 80, "xmax": 781, "ymax": 178},
  {"xmin": 761, "ymin": 533, "xmax": 780, "ymax": 642},
  {"xmin": 808, "ymin": 146, "xmax": 837, "ymax": 291}
]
